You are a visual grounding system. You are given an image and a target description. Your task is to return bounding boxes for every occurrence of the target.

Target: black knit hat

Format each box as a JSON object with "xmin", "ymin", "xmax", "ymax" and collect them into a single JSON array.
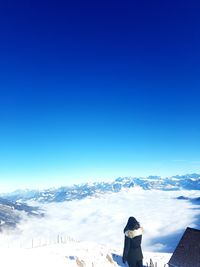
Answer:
[{"xmin": 124, "ymin": 217, "xmax": 140, "ymax": 233}]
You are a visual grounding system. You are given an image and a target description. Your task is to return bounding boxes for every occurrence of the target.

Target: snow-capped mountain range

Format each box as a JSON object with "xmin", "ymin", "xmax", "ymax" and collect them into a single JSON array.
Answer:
[{"xmin": 1, "ymin": 173, "xmax": 200, "ymax": 203}]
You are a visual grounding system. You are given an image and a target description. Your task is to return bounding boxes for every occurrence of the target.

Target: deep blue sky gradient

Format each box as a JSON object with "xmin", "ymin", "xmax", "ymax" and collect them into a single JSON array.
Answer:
[{"xmin": 0, "ymin": 0, "xmax": 200, "ymax": 190}]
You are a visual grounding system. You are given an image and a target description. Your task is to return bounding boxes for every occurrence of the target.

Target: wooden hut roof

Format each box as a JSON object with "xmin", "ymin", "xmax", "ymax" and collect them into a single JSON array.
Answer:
[{"xmin": 168, "ymin": 227, "xmax": 200, "ymax": 267}]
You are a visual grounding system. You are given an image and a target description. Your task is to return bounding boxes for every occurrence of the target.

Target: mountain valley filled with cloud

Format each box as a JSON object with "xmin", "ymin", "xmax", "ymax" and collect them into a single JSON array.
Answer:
[{"xmin": 0, "ymin": 174, "xmax": 200, "ymax": 266}]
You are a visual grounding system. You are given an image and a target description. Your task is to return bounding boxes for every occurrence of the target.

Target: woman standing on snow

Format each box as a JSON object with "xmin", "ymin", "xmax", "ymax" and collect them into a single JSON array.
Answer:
[{"xmin": 122, "ymin": 217, "xmax": 143, "ymax": 267}]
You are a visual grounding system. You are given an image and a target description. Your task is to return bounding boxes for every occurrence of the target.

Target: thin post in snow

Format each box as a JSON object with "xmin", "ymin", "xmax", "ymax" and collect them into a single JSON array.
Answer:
[{"xmin": 57, "ymin": 234, "xmax": 60, "ymax": 244}]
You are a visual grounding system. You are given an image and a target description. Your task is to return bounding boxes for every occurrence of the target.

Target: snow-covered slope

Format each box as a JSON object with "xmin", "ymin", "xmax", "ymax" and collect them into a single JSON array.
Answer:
[
  {"xmin": 0, "ymin": 197, "xmax": 42, "ymax": 229},
  {"xmin": 1, "ymin": 173, "xmax": 200, "ymax": 203},
  {"xmin": 0, "ymin": 240, "xmax": 171, "ymax": 267}
]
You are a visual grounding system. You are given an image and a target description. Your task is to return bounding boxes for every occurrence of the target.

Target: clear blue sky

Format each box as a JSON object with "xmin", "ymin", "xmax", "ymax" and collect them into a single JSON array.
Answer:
[{"xmin": 0, "ymin": 0, "xmax": 200, "ymax": 191}]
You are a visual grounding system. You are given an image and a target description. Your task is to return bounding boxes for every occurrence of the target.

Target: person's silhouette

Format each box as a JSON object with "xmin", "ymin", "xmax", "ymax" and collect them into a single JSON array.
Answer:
[{"xmin": 122, "ymin": 217, "xmax": 143, "ymax": 267}]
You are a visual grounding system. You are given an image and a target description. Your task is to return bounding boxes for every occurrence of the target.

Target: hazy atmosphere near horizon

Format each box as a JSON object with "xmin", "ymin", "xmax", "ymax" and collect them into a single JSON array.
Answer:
[{"xmin": 0, "ymin": 0, "xmax": 200, "ymax": 192}]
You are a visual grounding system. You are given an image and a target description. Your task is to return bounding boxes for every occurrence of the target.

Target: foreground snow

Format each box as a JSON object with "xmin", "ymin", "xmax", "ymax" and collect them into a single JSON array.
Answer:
[{"xmin": 0, "ymin": 241, "xmax": 171, "ymax": 267}]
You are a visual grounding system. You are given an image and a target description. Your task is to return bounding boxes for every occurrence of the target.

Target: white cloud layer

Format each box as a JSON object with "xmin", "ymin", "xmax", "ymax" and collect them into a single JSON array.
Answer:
[{"xmin": 1, "ymin": 188, "xmax": 200, "ymax": 253}]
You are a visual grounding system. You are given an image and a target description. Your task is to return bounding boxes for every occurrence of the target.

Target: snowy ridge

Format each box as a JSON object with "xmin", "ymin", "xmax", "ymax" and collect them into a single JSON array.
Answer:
[
  {"xmin": 1, "ymin": 173, "xmax": 200, "ymax": 203},
  {"xmin": 0, "ymin": 237, "xmax": 171, "ymax": 267}
]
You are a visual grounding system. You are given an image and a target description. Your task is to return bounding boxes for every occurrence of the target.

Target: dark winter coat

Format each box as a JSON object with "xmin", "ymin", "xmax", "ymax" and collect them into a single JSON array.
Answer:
[{"xmin": 122, "ymin": 227, "xmax": 143, "ymax": 267}]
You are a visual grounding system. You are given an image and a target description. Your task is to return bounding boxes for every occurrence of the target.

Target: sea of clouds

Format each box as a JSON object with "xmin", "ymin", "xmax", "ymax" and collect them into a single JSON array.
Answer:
[{"xmin": 1, "ymin": 188, "xmax": 200, "ymax": 253}]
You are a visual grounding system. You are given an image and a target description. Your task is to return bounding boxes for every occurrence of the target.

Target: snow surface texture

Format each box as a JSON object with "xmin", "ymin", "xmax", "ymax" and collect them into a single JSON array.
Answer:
[
  {"xmin": 0, "ymin": 188, "xmax": 200, "ymax": 266},
  {"xmin": 0, "ymin": 241, "xmax": 171, "ymax": 267}
]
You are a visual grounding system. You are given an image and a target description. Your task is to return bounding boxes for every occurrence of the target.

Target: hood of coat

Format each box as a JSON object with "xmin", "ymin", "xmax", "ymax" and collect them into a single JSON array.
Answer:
[{"xmin": 125, "ymin": 227, "xmax": 143, "ymax": 239}]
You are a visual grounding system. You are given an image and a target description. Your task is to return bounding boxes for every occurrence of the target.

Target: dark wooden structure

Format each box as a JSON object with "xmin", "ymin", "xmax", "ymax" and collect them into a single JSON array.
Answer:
[{"xmin": 168, "ymin": 227, "xmax": 200, "ymax": 267}]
